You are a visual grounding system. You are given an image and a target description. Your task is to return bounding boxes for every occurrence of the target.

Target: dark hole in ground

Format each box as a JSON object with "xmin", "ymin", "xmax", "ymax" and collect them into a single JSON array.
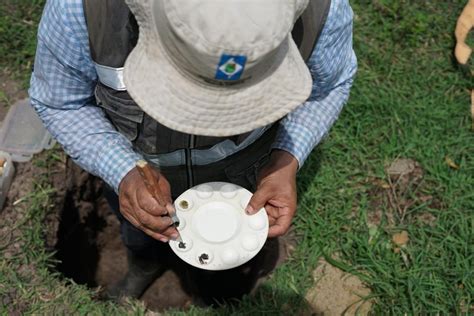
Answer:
[
  {"xmin": 52, "ymin": 163, "xmax": 288, "ymax": 311},
  {"xmin": 54, "ymin": 167, "xmax": 106, "ymax": 288},
  {"xmin": 55, "ymin": 191, "xmax": 104, "ymax": 287}
]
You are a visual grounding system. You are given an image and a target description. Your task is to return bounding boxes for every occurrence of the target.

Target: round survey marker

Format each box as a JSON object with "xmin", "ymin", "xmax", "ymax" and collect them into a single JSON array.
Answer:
[{"xmin": 169, "ymin": 182, "xmax": 269, "ymax": 270}]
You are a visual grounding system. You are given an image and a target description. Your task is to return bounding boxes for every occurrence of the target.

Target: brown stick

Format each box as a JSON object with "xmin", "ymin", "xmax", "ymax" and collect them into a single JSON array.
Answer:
[
  {"xmin": 136, "ymin": 160, "xmax": 183, "ymax": 242},
  {"xmin": 136, "ymin": 160, "xmax": 167, "ymax": 207}
]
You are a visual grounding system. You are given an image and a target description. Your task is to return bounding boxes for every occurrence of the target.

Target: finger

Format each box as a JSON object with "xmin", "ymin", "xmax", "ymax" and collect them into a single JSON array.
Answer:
[
  {"xmin": 166, "ymin": 203, "xmax": 177, "ymax": 216},
  {"xmin": 268, "ymin": 213, "xmax": 292, "ymax": 238},
  {"xmin": 268, "ymin": 216, "xmax": 277, "ymax": 227},
  {"xmin": 136, "ymin": 209, "xmax": 174, "ymax": 232},
  {"xmin": 148, "ymin": 168, "xmax": 172, "ymax": 206},
  {"xmin": 158, "ymin": 176, "xmax": 173, "ymax": 205},
  {"xmin": 140, "ymin": 226, "xmax": 171, "ymax": 243},
  {"xmin": 161, "ymin": 226, "xmax": 180, "ymax": 240},
  {"xmin": 246, "ymin": 186, "xmax": 272, "ymax": 215},
  {"xmin": 122, "ymin": 212, "xmax": 170, "ymax": 243},
  {"xmin": 265, "ymin": 205, "xmax": 278, "ymax": 227},
  {"xmin": 265, "ymin": 205, "xmax": 280, "ymax": 219},
  {"xmin": 136, "ymin": 189, "xmax": 168, "ymax": 216}
]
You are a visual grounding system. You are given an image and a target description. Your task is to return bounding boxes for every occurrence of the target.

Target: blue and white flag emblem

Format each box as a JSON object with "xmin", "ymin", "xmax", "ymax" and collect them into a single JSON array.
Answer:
[{"xmin": 215, "ymin": 55, "xmax": 247, "ymax": 81}]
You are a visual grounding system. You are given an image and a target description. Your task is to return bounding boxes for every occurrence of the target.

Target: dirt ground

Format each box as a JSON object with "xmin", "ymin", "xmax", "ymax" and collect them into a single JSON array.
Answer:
[
  {"xmin": 305, "ymin": 259, "xmax": 372, "ymax": 315},
  {"xmin": 0, "ymin": 78, "xmax": 374, "ymax": 314},
  {"xmin": 0, "ymin": 71, "xmax": 27, "ymax": 110},
  {"xmin": 2, "ymin": 158, "xmax": 375, "ymax": 314}
]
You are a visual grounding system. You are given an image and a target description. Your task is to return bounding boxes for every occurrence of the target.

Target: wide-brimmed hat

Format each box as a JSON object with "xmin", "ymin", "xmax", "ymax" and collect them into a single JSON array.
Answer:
[{"xmin": 124, "ymin": 0, "xmax": 313, "ymax": 137}]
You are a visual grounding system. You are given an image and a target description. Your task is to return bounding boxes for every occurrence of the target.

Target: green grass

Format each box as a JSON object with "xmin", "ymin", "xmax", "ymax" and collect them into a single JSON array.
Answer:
[
  {"xmin": 297, "ymin": 0, "xmax": 473, "ymax": 313},
  {"xmin": 0, "ymin": 0, "xmax": 45, "ymax": 85},
  {"xmin": 0, "ymin": 0, "xmax": 473, "ymax": 314}
]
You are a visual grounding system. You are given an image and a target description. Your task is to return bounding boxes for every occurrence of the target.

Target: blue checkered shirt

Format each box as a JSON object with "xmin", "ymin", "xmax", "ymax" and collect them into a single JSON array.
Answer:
[{"xmin": 29, "ymin": 0, "xmax": 357, "ymax": 192}]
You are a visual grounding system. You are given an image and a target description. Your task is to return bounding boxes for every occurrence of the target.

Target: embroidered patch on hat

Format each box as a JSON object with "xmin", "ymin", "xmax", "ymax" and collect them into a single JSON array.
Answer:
[{"xmin": 215, "ymin": 55, "xmax": 247, "ymax": 81}]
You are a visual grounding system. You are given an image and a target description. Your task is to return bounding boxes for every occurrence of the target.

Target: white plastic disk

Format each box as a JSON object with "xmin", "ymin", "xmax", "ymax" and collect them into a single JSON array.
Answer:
[{"xmin": 169, "ymin": 182, "xmax": 268, "ymax": 271}]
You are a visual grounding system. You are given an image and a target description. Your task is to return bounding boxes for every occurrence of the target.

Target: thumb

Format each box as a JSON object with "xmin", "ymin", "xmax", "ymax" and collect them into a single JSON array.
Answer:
[{"xmin": 246, "ymin": 187, "xmax": 270, "ymax": 215}]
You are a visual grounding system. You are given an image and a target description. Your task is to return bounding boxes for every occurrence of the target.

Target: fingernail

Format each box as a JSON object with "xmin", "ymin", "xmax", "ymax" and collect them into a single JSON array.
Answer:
[
  {"xmin": 171, "ymin": 233, "xmax": 179, "ymax": 240},
  {"xmin": 166, "ymin": 203, "xmax": 175, "ymax": 213},
  {"xmin": 160, "ymin": 238, "xmax": 169, "ymax": 243},
  {"xmin": 245, "ymin": 205, "xmax": 255, "ymax": 215}
]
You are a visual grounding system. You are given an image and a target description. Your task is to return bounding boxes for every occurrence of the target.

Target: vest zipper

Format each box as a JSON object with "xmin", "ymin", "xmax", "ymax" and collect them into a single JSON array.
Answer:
[{"xmin": 185, "ymin": 135, "xmax": 195, "ymax": 188}]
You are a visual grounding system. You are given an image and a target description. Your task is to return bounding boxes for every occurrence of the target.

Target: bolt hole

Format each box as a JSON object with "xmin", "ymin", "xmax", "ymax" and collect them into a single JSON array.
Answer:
[
  {"xmin": 178, "ymin": 242, "xmax": 186, "ymax": 249},
  {"xmin": 179, "ymin": 200, "xmax": 189, "ymax": 209}
]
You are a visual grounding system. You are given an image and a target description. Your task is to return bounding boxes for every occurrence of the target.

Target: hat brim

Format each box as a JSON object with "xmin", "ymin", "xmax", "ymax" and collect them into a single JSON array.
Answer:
[{"xmin": 124, "ymin": 27, "xmax": 312, "ymax": 137}]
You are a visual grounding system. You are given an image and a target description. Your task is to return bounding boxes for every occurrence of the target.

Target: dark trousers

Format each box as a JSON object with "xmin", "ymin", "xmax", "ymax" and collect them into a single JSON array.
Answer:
[{"xmin": 105, "ymin": 126, "xmax": 282, "ymax": 303}]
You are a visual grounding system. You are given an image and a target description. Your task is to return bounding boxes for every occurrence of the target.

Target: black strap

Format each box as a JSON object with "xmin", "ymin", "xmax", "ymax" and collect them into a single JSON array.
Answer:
[{"xmin": 292, "ymin": 0, "xmax": 331, "ymax": 62}]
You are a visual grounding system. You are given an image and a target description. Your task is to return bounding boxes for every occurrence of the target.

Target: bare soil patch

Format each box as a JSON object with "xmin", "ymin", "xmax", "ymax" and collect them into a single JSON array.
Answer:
[
  {"xmin": 305, "ymin": 259, "xmax": 372, "ymax": 316},
  {"xmin": 0, "ymin": 76, "xmax": 42, "ymax": 261}
]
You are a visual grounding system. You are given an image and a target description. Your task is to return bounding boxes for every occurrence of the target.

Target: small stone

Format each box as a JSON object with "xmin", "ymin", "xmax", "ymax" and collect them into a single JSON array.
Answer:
[{"xmin": 387, "ymin": 159, "xmax": 416, "ymax": 177}]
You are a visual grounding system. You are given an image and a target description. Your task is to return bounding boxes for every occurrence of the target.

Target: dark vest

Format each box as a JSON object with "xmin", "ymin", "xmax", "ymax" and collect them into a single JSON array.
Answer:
[{"xmin": 83, "ymin": 0, "xmax": 330, "ymax": 156}]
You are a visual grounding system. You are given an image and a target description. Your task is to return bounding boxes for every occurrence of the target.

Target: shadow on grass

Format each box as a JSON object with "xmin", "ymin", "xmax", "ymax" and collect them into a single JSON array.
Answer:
[{"xmin": 297, "ymin": 148, "xmax": 325, "ymax": 202}]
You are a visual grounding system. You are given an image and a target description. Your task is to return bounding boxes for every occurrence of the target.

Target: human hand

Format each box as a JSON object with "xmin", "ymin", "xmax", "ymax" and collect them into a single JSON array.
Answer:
[
  {"xmin": 245, "ymin": 150, "xmax": 298, "ymax": 238},
  {"xmin": 119, "ymin": 166, "xmax": 179, "ymax": 243}
]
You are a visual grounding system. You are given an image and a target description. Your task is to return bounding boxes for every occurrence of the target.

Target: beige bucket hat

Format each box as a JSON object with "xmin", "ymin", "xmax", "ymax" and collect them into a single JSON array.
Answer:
[{"xmin": 124, "ymin": 0, "xmax": 313, "ymax": 137}]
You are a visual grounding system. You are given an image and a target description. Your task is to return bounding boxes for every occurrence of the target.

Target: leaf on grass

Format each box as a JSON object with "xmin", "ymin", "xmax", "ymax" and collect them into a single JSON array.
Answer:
[
  {"xmin": 445, "ymin": 156, "xmax": 460, "ymax": 170},
  {"xmin": 371, "ymin": 177, "xmax": 391, "ymax": 189},
  {"xmin": 392, "ymin": 231, "xmax": 409, "ymax": 246},
  {"xmin": 288, "ymin": 282, "xmax": 299, "ymax": 294}
]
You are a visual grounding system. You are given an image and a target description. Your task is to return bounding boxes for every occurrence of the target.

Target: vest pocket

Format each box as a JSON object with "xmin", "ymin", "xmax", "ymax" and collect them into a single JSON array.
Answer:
[
  {"xmin": 224, "ymin": 153, "xmax": 270, "ymax": 192},
  {"xmin": 95, "ymin": 86, "xmax": 144, "ymax": 141}
]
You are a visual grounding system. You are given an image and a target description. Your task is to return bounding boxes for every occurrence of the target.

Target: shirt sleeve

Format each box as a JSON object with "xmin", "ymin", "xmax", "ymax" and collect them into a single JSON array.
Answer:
[
  {"xmin": 272, "ymin": 0, "xmax": 358, "ymax": 168},
  {"xmin": 29, "ymin": 0, "xmax": 142, "ymax": 192}
]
